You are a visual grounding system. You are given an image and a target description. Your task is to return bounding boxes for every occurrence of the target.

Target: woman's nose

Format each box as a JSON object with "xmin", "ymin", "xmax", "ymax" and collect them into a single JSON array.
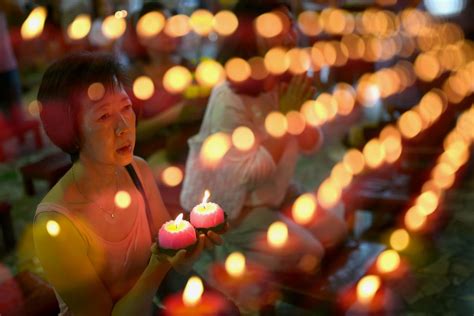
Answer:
[{"xmin": 115, "ymin": 114, "xmax": 130, "ymax": 136}]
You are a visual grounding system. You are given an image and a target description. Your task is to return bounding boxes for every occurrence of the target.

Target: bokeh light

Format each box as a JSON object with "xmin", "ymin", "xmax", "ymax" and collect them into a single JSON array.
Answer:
[
  {"xmin": 161, "ymin": 166, "xmax": 183, "ymax": 187},
  {"xmin": 225, "ymin": 58, "xmax": 251, "ymax": 82},
  {"xmin": 189, "ymin": 9, "xmax": 214, "ymax": 36},
  {"xmin": 232, "ymin": 126, "xmax": 255, "ymax": 151},
  {"xmin": 196, "ymin": 60, "xmax": 225, "ymax": 88},
  {"xmin": 292, "ymin": 193, "xmax": 317, "ymax": 225},
  {"xmin": 225, "ymin": 252, "xmax": 246, "ymax": 278},
  {"xmin": 376, "ymin": 250, "xmax": 401, "ymax": 274},
  {"xmin": 67, "ymin": 14, "xmax": 91, "ymax": 40},
  {"xmin": 102, "ymin": 15, "xmax": 126, "ymax": 40},
  {"xmin": 46, "ymin": 220, "xmax": 60, "ymax": 237},
  {"xmin": 133, "ymin": 76, "xmax": 155, "ymax": 100},
  {"xmin": 115, "ymin": 191, "xmax": 131, "ymax": 209},
  {"xmin": 265, "ymin": 111, "xmax": 288, "ymax": 138},
  {"xmin": 163, "ymin": 66, "xmax": 193, "ymax": 94},
  {"xmin": 136, "ymin": 11, "xmax": 165, "ymax": 38},
  {"xmin": 213, "ymin": 10, "xmax": 238, "ymax": 36},
  {"xmin": 256, "ymin": 12, "xmax": 283, "ymax": 38},
  {"xmin": 390, "ymin": 228, "xmax": 410, "ymax": 251},
  {"xmin": 357, "ymin": 275, "xmax": 381, "ymax": 305},
  {"xmin": 267, "ymin": 221, "xmax": 288, "ymax": 248},
  {"xmin": 200, "ymin": 132, "xmax": 232, "ymax": 166},
  {"xmin": 21, "ymin": 6, "xmax": 47, "ymax": 40},
  {"xmin": 183, "ymin": 276, "xmax": 204, "ymax": 307}
]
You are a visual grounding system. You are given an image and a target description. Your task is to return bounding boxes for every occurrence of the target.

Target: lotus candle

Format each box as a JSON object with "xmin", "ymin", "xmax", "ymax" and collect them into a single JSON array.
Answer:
[
  {"xmin": 158, "ymin": 213, "xmax": 197, "ymax": 256},
  {"xmin": 190, "ymin": 190, "xmax": 227, "ymax": 233}
]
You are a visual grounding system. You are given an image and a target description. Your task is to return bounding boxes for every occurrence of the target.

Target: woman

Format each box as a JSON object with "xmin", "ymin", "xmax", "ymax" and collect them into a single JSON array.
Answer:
[
  {"xmin": 33, "ymin": 52, "xmax": 222, "ymax": 315},
  {"xmin": 180, "ymin": 1, "xmax": 347, "ymax": 280}
]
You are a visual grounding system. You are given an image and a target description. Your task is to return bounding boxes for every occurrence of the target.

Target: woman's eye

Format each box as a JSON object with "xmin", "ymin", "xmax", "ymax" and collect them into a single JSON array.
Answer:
[
  {"xmin": 98, "ymin": 113, "xmax": 110, "ymax": 121},
  {"xmin": 122, "ymin": 104, "xmax": 132, "ymax": 112}
]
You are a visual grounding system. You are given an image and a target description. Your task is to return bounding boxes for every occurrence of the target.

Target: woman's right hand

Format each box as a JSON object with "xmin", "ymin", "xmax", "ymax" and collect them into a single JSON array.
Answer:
[
  {"xmin": 149, "ymin": 242, "xmax": 188, "ymax": 269},
  {"xmin": 278, "ymin": 74, "xmax": 315, "ymax": 114}
]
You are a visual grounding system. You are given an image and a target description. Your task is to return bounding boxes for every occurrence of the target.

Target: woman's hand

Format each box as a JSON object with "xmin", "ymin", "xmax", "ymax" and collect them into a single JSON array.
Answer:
[{"xmin": 279, "ymin": 74, "xmax": 316, "ymax": 114}]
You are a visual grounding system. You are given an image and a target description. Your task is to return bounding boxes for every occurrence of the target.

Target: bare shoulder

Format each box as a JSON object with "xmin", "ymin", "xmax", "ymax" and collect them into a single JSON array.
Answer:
[{"xmin": 132, "ymin": 156, "xmax": 155, "ymax": 183}]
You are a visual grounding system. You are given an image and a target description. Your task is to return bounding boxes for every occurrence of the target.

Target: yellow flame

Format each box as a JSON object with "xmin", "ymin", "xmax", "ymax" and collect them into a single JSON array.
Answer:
[
  {"xmin": 225, "ymin": 252, "xmax": 246, "ymax": 278},
  {"xmin": 115, "ymin": 191, "xmax": 131, "ymax": 209},
  {"xmin": 232, "ymin": 126, "xmax": 255, "ymax": 151},
  {"xmin": 292, "ymin": 193, "xmax": 317, "ymax": 225},
  {"xmin": 21, "ymin": 6, "xmax": 47, "ymax": 40},
  {"xmin": 202, "ymin": 190, "xmax": 210, "ymax": 204},
  {"xmin": 357, "ymin": 275, "xmax": 381, "ymax": 304},
  {"xmin": 174, "ymin": 213, "xmax": 184, "ymax": 228},
  {"xmin": 161, "ymin": 166, "xmax": 183, "ymax": 187},
  {"xmin": 200, "ymin": 132, "xmax": 232, "ymax": 166},
  {"xmin": 102, "ymin": 15, "xmax": 126, "ymax": 40},
  {"xmin": 390, "ymin": 228, "xmax": 410, "ymax": 251},
  {"xmin": 46, "ymin": 220, "xmax": 60, "ymax": 237},
  {"xmin": 67, "ymin": 14, "xmax": 91, "ymax": 40},
  {"xmin": 133, "ymin": 76, "xmax": 155, "ymax": 100},
  {"xmin": 376, "ymin": 250, "xmax": 400, "ymax": 274},
  {"xmin": 267, "ymin": 221, "xmax": 288, "ymax": 248},
  {"xmin": 183, "ymin": 276, "xmax": 204, "ymax": 307}
]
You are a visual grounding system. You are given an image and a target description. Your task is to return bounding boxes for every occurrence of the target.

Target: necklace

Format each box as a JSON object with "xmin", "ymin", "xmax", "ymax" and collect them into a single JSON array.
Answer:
[{"xmin": 72, "ymin": 164, "xmax": 120, "ymax": 219}]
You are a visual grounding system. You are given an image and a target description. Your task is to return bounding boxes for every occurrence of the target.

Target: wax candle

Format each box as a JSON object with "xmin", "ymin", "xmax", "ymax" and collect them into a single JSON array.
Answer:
[
  {"xmin": 190, "ymin": 190, "xmax": 227, "ymax": 233},
  {"xmin": 163, "ymin": 276, "xmax": 237, "ymax": 316},
  {"xmin": 158, "ymin": 213, "xmax": 197, "ymax": 256}
]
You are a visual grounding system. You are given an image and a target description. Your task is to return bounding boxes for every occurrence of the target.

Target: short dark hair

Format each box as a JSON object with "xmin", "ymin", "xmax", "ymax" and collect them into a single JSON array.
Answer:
[{"xmin": 37, "ymin": 52, "xmax": 130, "ymax": 162}]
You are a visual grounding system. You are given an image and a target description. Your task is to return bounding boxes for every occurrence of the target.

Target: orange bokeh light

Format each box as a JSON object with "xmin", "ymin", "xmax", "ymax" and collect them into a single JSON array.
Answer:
[
  {"xmin": 376, "ymin": 250, "xmax": 400, "ymax": 274},
  {"xmin": 136, "ymin": 11, "xmax": 165, "ymax": 38},
  {"xmin": 161, "ymin": 166, "xmax": 184, "ymax": 187},
  {"xmin": 213, "ymin": 10, "xmax": 238, "ymax": 36},
  {"xmin": 398, "ymin": 110, "xmax": 423, "ymax": 139},
  {"xmin": 297, "ymin": 11, "xmax": 322, "ymax": 37},
  {"xmin": 195, "ymin": 60, "xmax": 225, "ymax": 88},
  {"xmin": 232, "ymin": 126, "xmax": 255, "ymax": 151},
  {"xmin": 264, "ymin": 47, "xmax": 289, "ymax": 75},
  {"xmin": 265, "ymin": 111, "xmax": 288, "ymax": 138},
  {"xmin": 363, "ymin": 139, "xmax": 385, "ymax": 169},
  {"xmin": 225, "ymin": 58, "xmax": 251, "ymax": 83},
  {"xmin": 199, "ymin": 132, "xmax": 232, "ymax": 167},
  {"xmin": 133, "ymin": 76, "xmax": 155, "ymax": 100},
  {"xmin": 343, "ymin": 149, "xmax": 365, "ymax": 175},
  {"xmin": 256, "ymin": 12, "xmax": 283, "ymax": 38},
  {"xmin": 165, "ymin": 14, "xmax": 191, "ymax": 37},
  {"xmin": 163, "ymin": 66, "xmax": 192, "ymax": 94},
  {"xmin": 292, "ymin": 193, "xmax": 317, "ymax": 225},
  {"xmin": 189, "ymin": 9, "xmax": 214, "ymax": 36},
  {"xmin": 317, "ymin": 179, "xmax": 341, "ymax": 210}
]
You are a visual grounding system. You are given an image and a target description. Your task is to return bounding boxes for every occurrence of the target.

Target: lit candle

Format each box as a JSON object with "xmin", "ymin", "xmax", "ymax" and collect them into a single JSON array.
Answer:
[
  {"xmin": 158, "ymin": 213, "xmax": 197, "ymax": 256},
  {"xmin": 190, "ymin": 190, "xmax": 227, "ymax": 233},
  {"xmin": 163, "ymin": 276, "xmax": 237, "ymax": 316}
]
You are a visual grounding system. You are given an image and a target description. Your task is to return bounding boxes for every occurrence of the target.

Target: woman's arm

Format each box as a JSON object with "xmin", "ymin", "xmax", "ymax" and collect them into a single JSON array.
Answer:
[{"xmin": 33, "ymin": 211, "xmax": 173, "ymax": 316}]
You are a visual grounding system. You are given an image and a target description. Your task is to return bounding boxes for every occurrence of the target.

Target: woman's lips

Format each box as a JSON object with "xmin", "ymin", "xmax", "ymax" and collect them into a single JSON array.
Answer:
[{"xmin": 116, "ymin": 144, "xmax": 132, "ymax": 154}]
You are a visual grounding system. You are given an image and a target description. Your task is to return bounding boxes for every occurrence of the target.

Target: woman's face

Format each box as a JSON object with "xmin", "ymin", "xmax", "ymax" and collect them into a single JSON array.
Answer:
[{"xmin": 79, "ymin": 85, "xmax": 136, "ymax": 167}]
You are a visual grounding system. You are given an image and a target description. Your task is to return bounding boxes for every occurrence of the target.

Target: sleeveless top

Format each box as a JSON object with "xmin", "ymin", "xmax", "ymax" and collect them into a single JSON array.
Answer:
[{"xmin": 34, "ymin": 166, "xmax": 153, "ymax": 315}]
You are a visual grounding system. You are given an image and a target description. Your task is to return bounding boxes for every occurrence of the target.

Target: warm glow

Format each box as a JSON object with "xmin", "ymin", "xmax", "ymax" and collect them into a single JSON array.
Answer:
[
  {"xmin": 363, "ymin": 139, "xmax": 385, "ymax": 169},
  {"xmin": 225, "ymin": 58, "xmax": 251, "ymax": 82},
  {"xmin": 286, "ymin": 111, "xmax": 306, "ymax": 135},
  {"xmin": 256, "ymin": 12, "xmax": 283, "ymax": 38},
  {"xmin": 390, "ymin": 229, "xmax": 410, "ymax": 251},
  {"xmin": 87, "ymin": 82, "xmax": 105, "ymax": 101},
  {"xmin": 264, "ymin": 47, "xmax": 289, "ymax": 75},
  {"xmin": 202, "ymin": 190, "xmax": 210, "ymax": 204},
  {"xmin": 161, "ymin": 166, "xmax": 183, "ymax": 187},
  {"xmin": 405, "ymin": 207, "xmax": 427, "ymax": 231},
  {"xmin": 330, "ymin": 163, "xmax": 353, "ymax": 189},
  {"xmin": 343, "ymin": 149, "xmax": 365, "ymax": 175},
  {"xmin": 165, "ymin": 15, "xmax": 191, "ymax": 37},
  {"xmin": 213, "ymin": 10, "xmax": 238, "ymax": 36},
  {"xmin": 317, "ymin": 179, "xmax": 341, "ymax": 209},
  {"xmin": 357, "ymin": 275, "xmax": 381, "ymax": 305},
  {"xmin": 67, "ymin": 14, "xmax": 92, "ymax": 40},
  {"xmin": 225, "ymin": 252, "xmax": 246, "ymax": 278},
  {"xmin": 200, "ymin": 132, "xmax": 232, "ymax": 166},
  {"xmin": 189, "ymin": 9, "xmax": 214, "ymax": 36},
  {"xmin": 292, "ymin": 193, "xmax": 317, "ymax": 225},
  {"xmin": 102, "ymin": 15, "xmax": 126, "ymax": 40},
  {"xmin": 133, "ymin": 76, "xmax": 155, "ymax": 100},
  {"xmin": 316, "ymin": 93, "xmax": 338, "ymax": 121},
  {"xmin": 414, "ymin": 53, "xmax": 440, "ymax": 82},
  {"xmin": 21, "ymin": 6, "xmax": 47, "ymax": 40},
  {"xmin": 265, "ymin": 112, "xmax": 288, "ymax": 138},
  {"xmin": 46, "ymin": 220, "xmax": 60, "ymax": 237},
  {"xmin": 415, "ymin": 191, "xmax": 439, "ymax": 215},
  {"xmin": 286, "ymin": 48, "xmax": 311, "ymax": 75},
  {"xmin": 333, "ymin": 83, "xmax": 356, "ymax": 116},
  {"xmin": 341, "ymin": 34, "xmax": 365, "ymax": 60},
  {"xmin": 163, "ymin": 66, "xmax": 192, "ymax": 94},
  {"xmin": 297, "ymin": 11, "xmax": 322, "ymax": 36},
  {"xmin": 136, "ymin": 11, "xmax": 165, "ymax": 38},
  {"xmin": 431, "ymin": 163, "xmax": 456, "ymax": 189},
  {"xmin": 232, "ymin": 126, "xmax": 255, "ymax": 151},
  {"xmin": 115, "ymin": 191, "xmax": 131, "ymax": 209},
  {"xmin": 398, "ymin": 110, "xmax": 423, "ymax": 139},
  {"xmin": 183, "ymin": 276, "xmax": 204, "ymax": 307},
  {"xmin": 174, "ymin": 213, "xmax": 184, "ymax": 227},
  {"xmin": 418, "ymin": 90, "xmax": 445, "ymax": 124},
  {"xmin": 196, "ymin": 60, "xmax": 225, "ymax": 88},
  {"xmin": 267, "ymin": 221, "xmax": 288, "ymax": 248},
  {"xmin": 379, "ymin": 125, "xmax": 402, "ymax": 163},
  {"xmin": 376, "ymin": 250, "xmax": 400, "ymax": 274}
]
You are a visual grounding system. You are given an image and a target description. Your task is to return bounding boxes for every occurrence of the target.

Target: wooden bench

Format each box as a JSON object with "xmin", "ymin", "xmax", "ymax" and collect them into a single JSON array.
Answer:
[{"xmin": 19, "ymin": 152, "xmax": 72, "ymax": 196}]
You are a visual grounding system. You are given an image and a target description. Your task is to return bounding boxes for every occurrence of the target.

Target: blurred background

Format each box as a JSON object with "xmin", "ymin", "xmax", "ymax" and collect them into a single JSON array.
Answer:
[{"xmin": 0, "ymin": 0, "xmax": 473, "ymax": 315}]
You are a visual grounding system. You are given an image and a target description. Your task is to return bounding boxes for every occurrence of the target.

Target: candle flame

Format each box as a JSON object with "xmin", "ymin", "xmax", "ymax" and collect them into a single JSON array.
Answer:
[
  {"xmin": 174, "ymin": 213, "xmax": 184, "ymax": 228},
  {"xmin": 202, "ymin": 190, "xmax": 210, "ymax": 204},
  {"xmin": 225, "ymin": 252, "xmax": 246, "ymax": 278},
  {"xmin": 183, "ymin": 276, "xmax": 204, "ymax": 306},
  {"xmin": 357, "ymin": 275, "xmax": 381, "ymax": 304}
]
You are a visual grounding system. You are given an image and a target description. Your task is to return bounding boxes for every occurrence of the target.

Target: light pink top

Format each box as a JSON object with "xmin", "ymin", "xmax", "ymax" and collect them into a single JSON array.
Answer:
[
  {"xmin": 35, "ymin": 192, "xmax": 152, "ymax": 315},
  {"xmin": 180, "ymin": 82, "xmax": 315, "ymax": 220},
  {"xmin": 0, "ymin": 12, "xmax": 17, "ymax": 72}
]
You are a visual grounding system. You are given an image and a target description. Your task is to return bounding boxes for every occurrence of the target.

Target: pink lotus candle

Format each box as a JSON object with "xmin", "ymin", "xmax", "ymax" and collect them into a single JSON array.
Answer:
[
  {"xmin": 190, "ymin": 190, "xmax": 227, "ymax": 233},
  {"xmin": 158, "ymin": 213, "xmax": 197, "ymax": 256}
]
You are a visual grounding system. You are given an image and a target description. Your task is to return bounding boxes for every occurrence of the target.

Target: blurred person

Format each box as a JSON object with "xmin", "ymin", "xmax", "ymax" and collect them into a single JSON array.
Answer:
[
  {"xmin": 33, "ymin": 52, "xmax": 223, "ymax": 315},
  {"xmin": 180, "ymin": 0, "xmax": 348, "ymax": 296},
  {"xmin": 124, "ymin": 2, "xmax": 206, "ymax": 162}
]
